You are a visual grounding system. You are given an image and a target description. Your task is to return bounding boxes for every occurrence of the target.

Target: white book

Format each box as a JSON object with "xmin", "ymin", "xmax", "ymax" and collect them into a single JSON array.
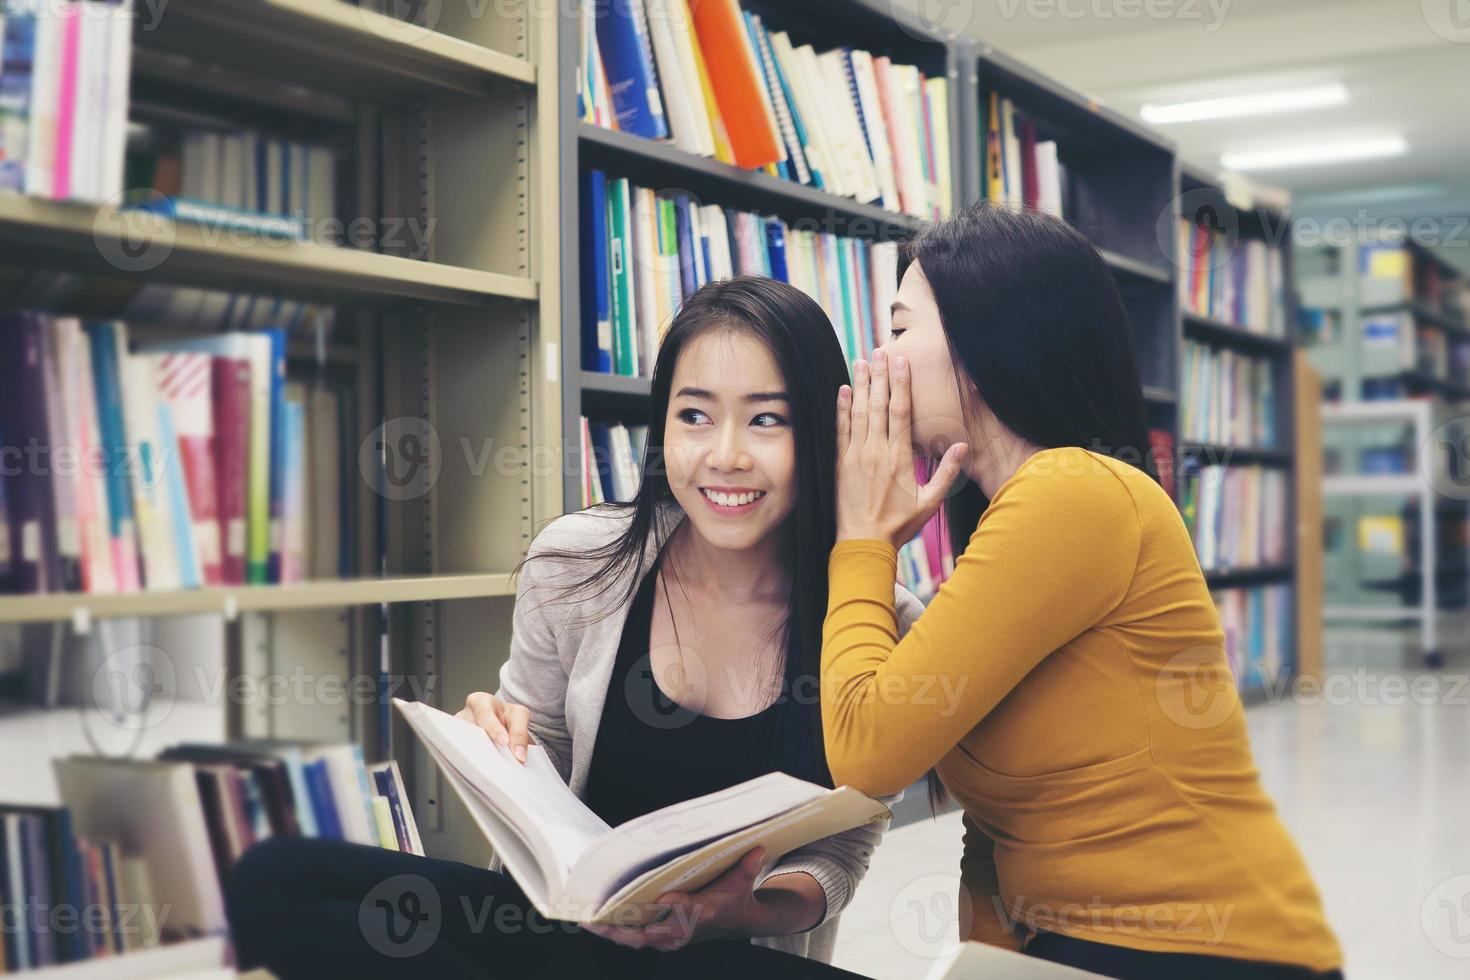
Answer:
[
  {"xmin": 631, "ymin": 187, "xmax": 661, "ymax": 378},
  {"xmin": 850, "ymin": 50, "xmax": 900, "ymax": 212},
  {"xmin": 701, "ymin": 204, "xmax": 733, "ymax": 281},
  {"xmin": 799, "ymin": 45, "xmax": 865, "ymax": 201},
  {"xmin": 644, "ymin": 1, "xmax": 706, "ymax": 156},
  {"xmin": 609, "ymin": 424, "xmax": 640, "ymax": 502},
  {"xmin": 121, "ymin": 354, "xmax": 183, "ymax": 591},
  {"xmin": 218, "ymin": 133, "xmax": 248, "ymax": 209},
  {"xmin": 749, "ymin": 14, "xmax": 808, "ymax": 184},
  {"xmin": 818, "ymin": 49, "xmax": 880, "ymax": 204},
  {"xmin": 394, "ymin": 698, "xmax": 888, "ymax": 926},
  {"xmin": 98, "ymin": 0, "xmax": 134, "ymax": 202},
  {"xmin": 24, "ymin": 4, "xmax": 62, "ymax": 198},
  {"xmin": 69, "ymin": 2, "xmax": 108, "ymax": 202},
  {"xmin": 876, "ymin": 59, "xmax": 925, "ymax": 217},
  {"xmin": 926, "ymin": 77, "xmax": 952, "ymax": 217},
  {"xmin": 770, "ymin": 32, "xmax": 839, "ymax": 197},
  {"xmin": 1035, "ymin": 140, "xmax": 1062, "ymax": 218},
  {"xmin": 871, "ymin": 240, "xmax": 899, "ymax": 345},
  {"xmin": 1002, "ymin": 98, "xmax": 1022, "ymax": 207}
]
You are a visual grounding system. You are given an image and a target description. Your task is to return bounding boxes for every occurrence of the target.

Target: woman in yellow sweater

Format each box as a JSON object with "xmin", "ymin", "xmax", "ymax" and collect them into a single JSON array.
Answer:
[{"xmin": 823, "ymin": 204, "xmax": 1344, "ymax": 978}]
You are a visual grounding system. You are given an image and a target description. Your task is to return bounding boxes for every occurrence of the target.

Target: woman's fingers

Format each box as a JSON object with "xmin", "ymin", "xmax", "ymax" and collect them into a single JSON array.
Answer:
[
  {"xmin": 850, "ymin": 360, "xmax": 870, "ymax": 446},
  {"xmin": 888, "ymin": 354, "xmax": 912, "ymax": 443},
  {"xmin": 836, "ymin": 385, "xmax": 852, "ymax": 456},
  {"xmin": 918, "ymin": 442, "xmax": 970, "ymax": 516},
  {"xmin": 505, "ymin": 703, "xmax": 532, "ymax": 764},
  {"xmin": 866, "ymin": 350, "xmax": 889, "ymax": 447},
  {"xmin": 464, "ymin": 692, "xmax": 511, "ymax": 753}
]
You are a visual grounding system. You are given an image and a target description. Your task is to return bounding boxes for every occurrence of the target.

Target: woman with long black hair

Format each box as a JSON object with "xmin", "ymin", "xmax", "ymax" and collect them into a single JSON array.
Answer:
[
  {"xmin": 821, "ymin": 204, "xmax": 1345, "ymax": 979},
  {"xmin": 225, "ymin": 276, "xmax": 923, "ymax": 979}
]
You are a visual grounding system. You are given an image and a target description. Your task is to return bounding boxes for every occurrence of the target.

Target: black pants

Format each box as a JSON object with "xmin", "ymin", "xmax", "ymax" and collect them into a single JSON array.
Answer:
[
  {"xmin": 224, "ymin": 836, "xmax": 864, "ymax": 979},
  {"xmin": 1027, "ymin": 930, "xmax": 1346, "ymax": 980}
]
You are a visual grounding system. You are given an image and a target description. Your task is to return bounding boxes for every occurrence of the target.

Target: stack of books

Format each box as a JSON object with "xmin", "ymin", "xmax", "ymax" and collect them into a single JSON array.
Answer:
[
  {"xmin": 981, "ymin": 94, "xmax": 1065, "ymax": 218},
  {"xmin": 1176, "ymin": 218, "xmax": 1287, "ymax": 334},
  {"xmin": 0, "ymin": 0, "xmax": 134, "ymax": 204},
  {"xmin": 0, "ymin": 313, "xmax": 350, "ymax": 596},
  {"xmin": 581, "ymin": 169, "xmax": 900, "ymax": 377},
  {"xmin": 578, "ymin": 0, "xmax": 951, "ymax": 219},
  {"xmin": 1181, "ymin": 464, "xmax": 1288, "ymax": 572},
  {"xmin": 1181, "ymin": 341, "xmax": 1278, "ymax": 447},
  {"xmin": 0, "ymin": 745, "xmax": 418, "ymax": 970},
  {"xmin": 1213, "ymin": 583, "xmax": 1291, "ymax": 690},
  {"xmin": 579, "ymin": 419, "xmax": 649, "ymax": 507},
  {"xmin": 125, "ymin": 126, "xmax": 340, "ymax": 244}
]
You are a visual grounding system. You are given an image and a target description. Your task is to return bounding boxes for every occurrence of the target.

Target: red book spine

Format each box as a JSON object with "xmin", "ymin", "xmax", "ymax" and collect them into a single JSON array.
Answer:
[{"xmin": 213, "ymin": 357, "xmax": 250, "ymax": 586}]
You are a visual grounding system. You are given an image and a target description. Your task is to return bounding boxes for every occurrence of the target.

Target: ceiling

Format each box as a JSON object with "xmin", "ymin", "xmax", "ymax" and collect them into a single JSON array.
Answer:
[{"xmin": 894, "ymin": 0, "xmax": 1470, "ymax": 231}]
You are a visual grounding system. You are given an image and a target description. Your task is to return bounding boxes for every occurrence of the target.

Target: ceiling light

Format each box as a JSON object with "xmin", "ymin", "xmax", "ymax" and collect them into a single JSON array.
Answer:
[
  {"xmin": 1221, "ymin": 136, "xmax": 1408, "ymax": 172},
  {"xmin": 1141, "ymin": 84, "xmax": 1348, "ymax": 125}
]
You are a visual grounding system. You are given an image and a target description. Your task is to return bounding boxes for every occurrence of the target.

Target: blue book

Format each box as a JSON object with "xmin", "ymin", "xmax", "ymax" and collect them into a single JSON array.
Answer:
[
  {"xmin": 853, "ymin": 238, "xmax": 873, "ymax": 353},
  {"xmin": 155, "ymin": 402, "xmax": 202, "ymax": 588},
  {"xmin": 580, "ymin": 170, "xmax": 613, "ymax": 372},
  {"xmin": 124, "ymin": 195, "xmax": 307, "ymax": 240},
  {"xmin": 593, "ymin": 0, "xmax": 668, "ymax": 140},
  {"xmin": 587, "ymin": 422, "xmax": 616, "ymax": 503},
  {"xmin": 741, "ymin": 11, "xmax": 790, "ymax": 182},
  {"xmin": 0, "ymin": 11, "xmax": 36, "ymax": 192},
  {"xmin": 84, "ymin": 322, "xmax": 139, "ymax": 590},
  {"xmin": 260, "ymin": 328, "xmax": 287, "ymax": 583},
  {"xmin": 673, "ymin": 195, "xmax": 696, "ymax": 301},
  {"xmin": 765, "ymin": 219, "xmax": 788, "ymax": 282},
  {"xmin": 303, "ymin": 759, "xmax": 342, "ymax": 841}
]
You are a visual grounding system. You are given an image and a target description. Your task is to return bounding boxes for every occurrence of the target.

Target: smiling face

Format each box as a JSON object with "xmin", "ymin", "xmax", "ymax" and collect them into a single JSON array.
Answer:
[{"xmin": 661, "ymin": 329, "xmax": 797, "ymax": 552}]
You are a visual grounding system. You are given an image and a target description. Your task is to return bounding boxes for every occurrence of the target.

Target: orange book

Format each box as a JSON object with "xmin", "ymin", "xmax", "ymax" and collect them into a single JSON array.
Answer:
[{"xmin": 687, "ymin": 0, "xmax": 782, "ymax": 169}]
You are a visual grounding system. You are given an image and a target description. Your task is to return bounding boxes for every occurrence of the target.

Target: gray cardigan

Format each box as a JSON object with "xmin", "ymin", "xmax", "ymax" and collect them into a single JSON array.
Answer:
[{"xmin": 494, "ymin": 503, "xmax": 924, "ymax": 963}]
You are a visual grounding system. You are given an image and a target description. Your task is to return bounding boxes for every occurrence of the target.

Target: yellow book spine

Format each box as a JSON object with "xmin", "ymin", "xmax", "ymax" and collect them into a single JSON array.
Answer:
[
  {"xmin": 682, "ymin": 0, "xmax": 735, "ymax": 164},
  {"xmin": 372, "ymin": 796, "xmax": 401, "ymax": 850}
]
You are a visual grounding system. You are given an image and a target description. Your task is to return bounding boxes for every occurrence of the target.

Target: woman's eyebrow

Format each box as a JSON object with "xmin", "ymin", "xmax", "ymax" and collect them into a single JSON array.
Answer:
[
  {"xmin": 891, "ymin": 300, "xmax": 912, "ymax": 315},
  {"xmin": 675, "ymin": 387, "xmax": 788, "ymax": 403}
]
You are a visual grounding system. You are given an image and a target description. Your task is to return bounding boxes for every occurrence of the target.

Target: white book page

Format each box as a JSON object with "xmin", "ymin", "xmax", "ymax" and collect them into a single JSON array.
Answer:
[
  {"xmin": 397, "ymin": 701, "xmax": 609, "ymax": 881},
  {"xmin": 566, "ymin": 772, "xmax": 825, "ymax": 906}
]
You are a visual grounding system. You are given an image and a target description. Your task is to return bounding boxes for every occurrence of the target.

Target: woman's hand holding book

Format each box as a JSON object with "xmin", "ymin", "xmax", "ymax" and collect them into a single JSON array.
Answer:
[{"xmin": 455, "ymin": 691, "xmax": 534, "ymax": 764}]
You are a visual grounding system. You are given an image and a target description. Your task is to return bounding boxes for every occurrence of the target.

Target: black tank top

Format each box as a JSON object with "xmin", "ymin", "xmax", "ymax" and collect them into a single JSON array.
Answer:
[{"xmin": 583, "ymin": 553, "xmax": 782, "ymax": 828}]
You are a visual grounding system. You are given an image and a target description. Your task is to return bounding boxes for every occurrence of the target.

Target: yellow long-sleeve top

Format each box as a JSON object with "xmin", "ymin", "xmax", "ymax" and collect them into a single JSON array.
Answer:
[{"xmin": 822, "ymin": 448, "xmax": 1341, "ymax": 971}]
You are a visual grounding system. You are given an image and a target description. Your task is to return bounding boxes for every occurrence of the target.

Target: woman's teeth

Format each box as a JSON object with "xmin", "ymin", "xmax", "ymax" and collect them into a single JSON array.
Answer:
[{"xmin": 701, "ymin": 489, "xmax": 766, "ymax": 508}]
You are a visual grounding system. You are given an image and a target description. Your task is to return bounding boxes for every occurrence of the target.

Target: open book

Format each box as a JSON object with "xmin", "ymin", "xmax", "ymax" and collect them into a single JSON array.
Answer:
[{"xmin": 393, "ymin": 698, "xmax": 890, "ymax": 926}]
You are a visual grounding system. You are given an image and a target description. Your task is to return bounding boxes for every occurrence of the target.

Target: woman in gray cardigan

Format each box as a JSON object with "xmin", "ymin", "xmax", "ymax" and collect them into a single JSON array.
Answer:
[{"xmin": 226, "ymin": 277, "xmax": 922, "ymax": 979}]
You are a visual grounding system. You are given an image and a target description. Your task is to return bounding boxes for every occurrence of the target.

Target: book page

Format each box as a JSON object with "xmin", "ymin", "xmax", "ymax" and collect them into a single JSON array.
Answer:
[
  {"xmin": 396, "ymin": 700, "xmax": 609, "ymax": 883},
  {"xmin": 566, "ymin": 772, "xmax": 827, "ymax": 908}
]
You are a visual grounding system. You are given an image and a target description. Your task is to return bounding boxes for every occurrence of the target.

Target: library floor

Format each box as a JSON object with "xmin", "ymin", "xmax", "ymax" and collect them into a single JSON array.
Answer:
[{"xmin": 2, "ymin": 631, "xmax": 1466, "ymax": 978}]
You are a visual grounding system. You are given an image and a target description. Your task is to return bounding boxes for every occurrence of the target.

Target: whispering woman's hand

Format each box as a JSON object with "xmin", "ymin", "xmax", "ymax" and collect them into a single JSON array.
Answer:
[{"xmin": 836, "ymin": 349, "xmax": 969, "ymax": 549}]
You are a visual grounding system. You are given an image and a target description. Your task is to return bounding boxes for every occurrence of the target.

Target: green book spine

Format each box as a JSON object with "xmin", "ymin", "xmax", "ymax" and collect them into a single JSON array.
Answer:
[{"xmin": 609, "ymin": 178, "xmax": 638, "ymax": 376}]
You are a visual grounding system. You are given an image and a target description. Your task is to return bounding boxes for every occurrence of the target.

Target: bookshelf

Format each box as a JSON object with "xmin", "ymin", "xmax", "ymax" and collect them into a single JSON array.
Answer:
[
  {"xmin": 0, "ymin": 2, "xmax": 564, "ymax": 953},
  {"xmin": 559, "ymin": 0, "xmax": 965, "ymax": 513}
]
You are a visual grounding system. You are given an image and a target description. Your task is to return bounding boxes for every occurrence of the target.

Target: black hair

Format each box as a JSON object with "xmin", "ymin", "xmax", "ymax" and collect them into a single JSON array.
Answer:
[
  {"xmin": 525, "ymin": 275, "xmax": 851, "ymax": 787},
  {"xmin": 898, "ymin": 203, "xmax": 1153, "ymax": 811},
  {"xmin": 899, "ymin": 202, "xmax": 1153, "ymax": 553}
]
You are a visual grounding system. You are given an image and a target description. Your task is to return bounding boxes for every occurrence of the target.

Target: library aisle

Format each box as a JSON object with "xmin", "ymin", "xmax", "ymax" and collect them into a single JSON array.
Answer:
[{"xmin": 3, "ymin": 0, "xmax": 1469, "ymax": 977}]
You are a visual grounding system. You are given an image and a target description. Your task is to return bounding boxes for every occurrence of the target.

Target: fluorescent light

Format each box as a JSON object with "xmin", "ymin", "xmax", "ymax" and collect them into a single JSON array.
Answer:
[
  {"xmin": 1221, "ymin": 136, "xmax": 1408, "ymax": 172},
  {"xmin": 1141, "ymin": 84, "xmax": 1348, "ymax": 124}
]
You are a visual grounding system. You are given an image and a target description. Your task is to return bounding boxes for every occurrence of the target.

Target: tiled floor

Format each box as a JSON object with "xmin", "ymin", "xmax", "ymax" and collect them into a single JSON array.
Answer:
[{"xmin": 830, "ymin": 632, "xmax": 1470, "ymax": 979}]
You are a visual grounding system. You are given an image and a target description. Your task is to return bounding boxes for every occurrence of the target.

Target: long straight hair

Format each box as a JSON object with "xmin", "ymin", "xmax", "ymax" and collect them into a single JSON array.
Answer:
[
  {"xmin": 527, "ymin": 276, "xmax": 851, "ymax": 787},
  {"xmin": 899, "ymin": 203, "xmax": 1153, "ymax": 556},
  {"xmin": 900, "ymin": 204, "xmax": 1153, "ymax": 811}
]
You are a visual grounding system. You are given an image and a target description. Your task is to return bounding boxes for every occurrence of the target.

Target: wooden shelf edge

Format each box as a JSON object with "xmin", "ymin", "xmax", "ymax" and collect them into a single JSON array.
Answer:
[
  {"xmin": 0, "ymin": 195, "xmax": 538, "ymax": 307},
  {"xmin": 0, "ymin": 574, "xmax": 519, "ymax": 626}
]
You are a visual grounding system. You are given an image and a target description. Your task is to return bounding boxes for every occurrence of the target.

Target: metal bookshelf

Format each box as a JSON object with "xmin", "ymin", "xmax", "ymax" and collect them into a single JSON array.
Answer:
[
  {"xmin": 0, "ymin": 0, "xmax": 563, "ymax": 875},
  {"xmin": 558, "ymin": 0, "xmax": 964, "ymax": 512}
]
